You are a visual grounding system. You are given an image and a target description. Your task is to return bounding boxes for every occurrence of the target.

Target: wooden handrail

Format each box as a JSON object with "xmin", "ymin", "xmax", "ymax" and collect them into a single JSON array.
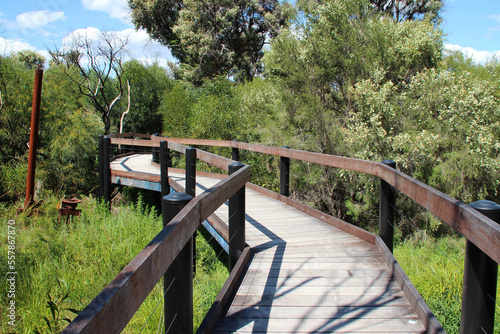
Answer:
[
  {"xmin": 113, "ymin": 134, "xmax": 500, "ymax": 265},
  {"xmin": 62, "ymin": 165, "xmax": 250, "ymax": 334}
]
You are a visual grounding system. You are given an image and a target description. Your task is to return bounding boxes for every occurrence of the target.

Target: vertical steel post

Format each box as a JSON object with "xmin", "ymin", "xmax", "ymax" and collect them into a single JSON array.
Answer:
[
  {"xmin": 460, "ymin": 200, "xmax": 500, "ymax": 334},
  {"xmin": 379, "ymin": 159, "xmax": 396, "ymax": 253},
  {"xmin": 102, "ymin": 136, "xmax": 112, "ymax": 207},
  {"xmin": 229, "ymin": 162, "xmax": 246, "ymax": 271},
  {"xmin": 185, "ymin": 147, "xmax": 196, "ymax": 198},
  {"xmin": 24, "ymin": 68, "xmax": 43, "ymax": 209},
  {"xmin": 98, "ymin": 135, "xmax": 104, "ymax": 198},
  {"xmin": 232, "ymin": 140, "xmax": 240, "ymax": 162},
  {"xmin": 185, "ymin": 147, "xmax": 197, "ymax": 274},
  {"xmin": 280, "ymin": 146, "xmax": 290, "ymax": 197},
  {"xmin": 160, "ymin": 140, "xmax": 171, "ymax": 198},
  {"xmin": 162, "ymin": 193, "xmax": 193, "ymax": 334},
  {"xmin": 152, "ymin": 133, "xmax": 160, "ymax": 164}
]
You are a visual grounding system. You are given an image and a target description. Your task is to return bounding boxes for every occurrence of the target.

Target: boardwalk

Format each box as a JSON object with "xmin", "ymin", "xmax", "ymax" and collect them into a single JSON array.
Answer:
[{"xmin": 111, "ymin": 154, "xmax": 427, "ymax": 333}]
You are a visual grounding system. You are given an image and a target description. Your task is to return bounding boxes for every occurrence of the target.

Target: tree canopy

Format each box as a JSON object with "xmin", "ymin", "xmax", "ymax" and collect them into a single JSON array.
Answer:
[{"xmin": 128, "ymin": 0, "xmax": 293, "ymax": 83}]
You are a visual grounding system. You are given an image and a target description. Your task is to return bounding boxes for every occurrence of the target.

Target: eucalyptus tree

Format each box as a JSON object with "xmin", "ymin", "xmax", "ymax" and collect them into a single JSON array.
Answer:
[{"xmin": 129, "ymin": 0, "xmax": 293, "ymax": 83}]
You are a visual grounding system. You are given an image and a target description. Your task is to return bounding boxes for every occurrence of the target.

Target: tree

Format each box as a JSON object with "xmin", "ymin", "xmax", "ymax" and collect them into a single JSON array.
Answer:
[
  {"xmin": 369, "ymin": 0, "xmax": 443, "ymax": 23},
  {"xmin": 297, "ymin": 0, "xmax": 443, "ymax": 23},
  {"xmin": 51, "ymin": 31, "xmax": 130, "ymax": 134},
  {"xmin": 264, "ymin": 0, "xmax": 442, "ymax": 154},
  {"xmin": 129, "ymin": 0, "xmax": 293, "ymax": 83},
  {"xmin": 14, "ymin": 50, "xmax": 46, "ymax": 69},
  {"xmin": 120, "ymin": 60, "xmax": 173, "ymax": 134}
]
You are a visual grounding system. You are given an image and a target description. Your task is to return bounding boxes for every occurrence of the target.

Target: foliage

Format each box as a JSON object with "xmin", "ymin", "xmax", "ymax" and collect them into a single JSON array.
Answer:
[
  {"xmin": 161, "ymin": 77, "xmax": 245, "ymax": 140},
  {"xmin": 0, "ymin": 55, "xmax": 34, "ymax": 165},
  {"xmin": 120, "ymin": 60, "xmax": 173, "ymax": 134},
  {"xmin": 129, "ymin": 0, "xmax": 293, "ymax": 83},
  {"xmin": 348, "ymin": 68, "xmax": 500, "ymax": 203},
  {"xmin": 13, "ymin": 50, "xmax": 46, "ymax": 70},
  {"xmin": 264, "ymin": 0, "xmax": 443, "ymax": 154}
]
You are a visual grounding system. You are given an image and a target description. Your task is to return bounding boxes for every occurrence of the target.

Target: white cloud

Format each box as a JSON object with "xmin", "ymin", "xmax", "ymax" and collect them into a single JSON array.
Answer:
[
  {"xmin": 489, "ymin": 14, "xmax": 500, "ymax": 23},
  {"xmin": 0, "ymin": 37, "xmax": 51, "ymax": 66},
  {"xmin": 81, "ymin": 0, "xmax": 132, "ymax": 25},
  {"xmin": 62, "ymin": 27, "xmax": 102, "ymax": 47},
  {"xmin": 0, "ymin": 37, "xmax": 37, "ymax": 54},
  {"xmin": 445, "ymin": 44, "xmax": 500, "ymax": 64},
  {"xmin": 15, "ymin": 10, "xmax": 65, "ymax": 30}
]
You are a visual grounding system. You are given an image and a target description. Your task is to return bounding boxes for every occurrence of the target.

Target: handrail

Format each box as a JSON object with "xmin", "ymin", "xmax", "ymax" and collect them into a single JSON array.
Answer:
[
  {"xmin": 62, "ymin": 163, "xmax": 250, "ymax": 333},
  {"xmin": 156, "ymin": 135, "xmax": 500, "ymax": 265}
]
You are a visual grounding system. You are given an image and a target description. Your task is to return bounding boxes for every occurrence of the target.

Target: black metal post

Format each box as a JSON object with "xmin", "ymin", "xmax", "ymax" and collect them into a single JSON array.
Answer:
[
  {"xmin": 152, "ymin": 133, "xmax": 160, "ymax": 164},
  {"xmin": 280, "ymin": 146, "xmax": 290, "ymax": 197},
  {"xmin": 160, "ymin": 140, "xmax": 171, "ymax": 198},
  {"xmin": 98, "ymin": 135, "xmax": 104, "ymax": 198},
  {"xmin": 229, "ymin": 162, "xmax": 246, "ymax": 271},
  {"xmin": 232, "ymin": 140, "xmax": 240, "ymax": 162},
  {"xmin": 162, "ymin": 192, "xmax": 193, "ymax": 334},
  {"xmin": 100, "ymin": 136, "xmax": 112, "ymax": 207},
  {"xmin": 185, "ymin": 147, "xmax": 197, "ymax": 274},
  {"xmin": 379, "ymin": 159, "xmax": 396, "ymax": 253},
  {"xmin": 460, "ymin": 200, "xmax": 500, "ymax": 334},
  {"xmin": 185, "ymin": 147, "xmax": 196, "ymax": 198}
]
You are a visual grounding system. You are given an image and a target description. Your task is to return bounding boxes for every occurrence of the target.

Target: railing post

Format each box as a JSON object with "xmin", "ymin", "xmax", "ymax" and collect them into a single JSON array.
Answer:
[
  {"xmin": 160, "ymin": 140, "xmax": 171, "ymax": 198},
  {"xmin": 152, "ymin": 133, "xmax": 160, "ymax": 164},
  {"xmin": 280, "ymin": 146, "xmax": 290, "ymax": 197},
  {"xmin": 162, "ymin": 192, "xmax": 193, "ymax": 334},
  {"xmin": 185, "ymin": 147, "xmax": 196, "ymax": 198},
  {"xmin": 379, "ymin": 159, "xmax": 396, "ymax": 253},
  {"xmin": 99, "ymin": 135, "xmax": 112, "ymax": 207},
  {"xmin": 460, "ymin": 200, "xmax": 500, "ymax": 334},
  {"xmin": 232, "ymin": 140, "xmax": 240, "ymax": 162},
  {"xmin": 185, "ymin": 147, "xmax": 197, "ymax": 274},
  {"xmin": 229, "ymin": 162, "xmax": 246, "ymax": 271}
]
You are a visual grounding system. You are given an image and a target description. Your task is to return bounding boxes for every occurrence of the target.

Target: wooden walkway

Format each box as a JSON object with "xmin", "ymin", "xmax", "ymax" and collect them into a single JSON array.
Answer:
[{"xmin": 111, "ymin": 154, "xmax": 427, "ymax": 333}]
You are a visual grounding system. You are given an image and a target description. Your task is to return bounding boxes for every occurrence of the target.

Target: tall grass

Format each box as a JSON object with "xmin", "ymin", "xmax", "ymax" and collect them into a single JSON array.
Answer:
[
  {"xmin": 394, "ymin": 235, "xmax": 500, "ymax": 334},
  {"xmin": 0, "ymin": 195, "xmax": 228, "ymax": 333}
]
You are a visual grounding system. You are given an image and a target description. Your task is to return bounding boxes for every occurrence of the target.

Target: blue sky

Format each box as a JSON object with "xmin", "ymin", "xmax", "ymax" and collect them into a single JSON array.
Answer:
[{"xmin": 0, "ymin": 0, "xmax": 499, "ymax": 66}]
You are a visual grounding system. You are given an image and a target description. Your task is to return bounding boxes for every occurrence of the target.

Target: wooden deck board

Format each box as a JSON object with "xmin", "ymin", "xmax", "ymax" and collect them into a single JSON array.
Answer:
[{"xmin": 110, "ymin": 154, "xmax": 430, "ymax": 333}]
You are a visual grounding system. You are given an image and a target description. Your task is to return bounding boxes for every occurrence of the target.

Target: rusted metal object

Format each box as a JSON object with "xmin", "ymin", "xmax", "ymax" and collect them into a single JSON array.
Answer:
[
  {"xmin": 58, "ymin": 198, "xmax": 82, "ymax": 223},
  {"xmin": 24, "ymin": 69, "xmax": 43, "ymax": 209}
]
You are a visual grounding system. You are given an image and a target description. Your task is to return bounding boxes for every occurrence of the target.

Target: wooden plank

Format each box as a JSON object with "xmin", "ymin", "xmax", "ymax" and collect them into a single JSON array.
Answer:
[
  {"xmin": 227, "ymin": 293, "xmax": 409, "ymax": 308},
  {"xmin": 237, "ymin": 276, "xmax": 397, "ymax": 288},
  {"xmin": 212, "ymin": 316, "xmax": 425, "ymax": 333},
  {"xmin": 235, "ymin": 284, "xmax": 404, "ymax": 297},
  {"xmin": 224, "ymin": 305, "xmax": 422, "ymax": 322}
]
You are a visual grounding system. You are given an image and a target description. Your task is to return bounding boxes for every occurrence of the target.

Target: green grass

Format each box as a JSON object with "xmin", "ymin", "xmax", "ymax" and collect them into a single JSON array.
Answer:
[
  {"xmin": 394, "ymin": 235, "xmax": 500, "ymax": 334},
  {"xmin": 0, "ymin": 195, "xmax": 228, "ymax": 333}
]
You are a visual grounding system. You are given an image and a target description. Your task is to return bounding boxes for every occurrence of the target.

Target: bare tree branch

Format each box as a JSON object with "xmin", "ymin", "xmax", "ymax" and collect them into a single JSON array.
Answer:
[
  {"xmin": 49, "ymin": 30, "xmax": 130, "ymax": 134},
  {"xmin": 120, "ymin": 80, "xmax": 131, "ymax": 134}
]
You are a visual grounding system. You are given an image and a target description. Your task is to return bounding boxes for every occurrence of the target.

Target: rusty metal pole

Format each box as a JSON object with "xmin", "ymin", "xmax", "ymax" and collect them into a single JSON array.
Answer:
[{"xmin": 24, "ymin": 69, "xmax": 43, "ymax": 209}]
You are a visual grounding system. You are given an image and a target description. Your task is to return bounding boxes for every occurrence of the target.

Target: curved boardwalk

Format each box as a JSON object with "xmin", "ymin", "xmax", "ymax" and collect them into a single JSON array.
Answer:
[{"xmin": 111, "ymin": 154, "xmax": 428, "ymax": 333}]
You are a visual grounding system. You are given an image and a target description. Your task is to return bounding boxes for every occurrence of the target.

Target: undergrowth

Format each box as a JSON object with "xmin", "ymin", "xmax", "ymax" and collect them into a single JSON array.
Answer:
[
  {"xmin": 394, "ymin": 235, "xmax": 500, "ymax": 334},
  {"xmin": 0, "ymin": 195, "xmax": 228, "ymax": 333}
]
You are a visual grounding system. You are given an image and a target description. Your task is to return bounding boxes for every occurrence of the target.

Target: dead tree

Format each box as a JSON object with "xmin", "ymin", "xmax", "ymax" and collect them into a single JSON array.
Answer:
[{"xmin": 52, "ymin": 31, "xmax": 130, "ymax": 135}]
